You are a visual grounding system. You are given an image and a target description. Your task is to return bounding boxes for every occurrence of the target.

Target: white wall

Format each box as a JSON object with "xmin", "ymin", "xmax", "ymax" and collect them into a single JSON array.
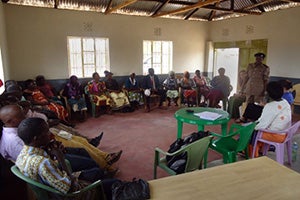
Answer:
[
  {"xmin": 208, "ymin": 6, "xmax": 300, "ymax": 78},
  {"xmin": 3, "ymin": 4, "xmax": 208, "ymax": 80}
]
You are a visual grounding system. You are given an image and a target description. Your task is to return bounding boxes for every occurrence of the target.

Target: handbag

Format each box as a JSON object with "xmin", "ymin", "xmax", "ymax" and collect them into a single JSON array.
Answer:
[{"xmin": 112, "ymin": 178, "xmax": 150, "ymax": 200}]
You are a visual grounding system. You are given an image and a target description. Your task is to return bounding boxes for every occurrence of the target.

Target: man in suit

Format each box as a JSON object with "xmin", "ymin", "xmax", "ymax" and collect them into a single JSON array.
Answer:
[{"xmin": 143, "ymin": 68, "xmax": 166, "ymax": 112}]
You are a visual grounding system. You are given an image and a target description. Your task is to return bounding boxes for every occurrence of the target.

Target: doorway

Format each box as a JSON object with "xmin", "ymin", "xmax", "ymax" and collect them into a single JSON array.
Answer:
[
  {"xmin": 213, "ymin": 48, "xmax": 239, "ymax": 96},
  {"xmin": 0, "ymin": 48, "xmax": 4, "ymax": 94}
]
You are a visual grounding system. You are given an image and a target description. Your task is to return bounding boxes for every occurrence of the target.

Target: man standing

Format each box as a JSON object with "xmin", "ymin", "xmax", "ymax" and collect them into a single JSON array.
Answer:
[{"xmin": 241, "ymin": 52, "xmax": 270, "ymax": 104}]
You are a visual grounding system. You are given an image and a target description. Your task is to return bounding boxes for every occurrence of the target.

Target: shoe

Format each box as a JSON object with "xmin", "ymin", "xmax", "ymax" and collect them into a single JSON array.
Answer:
[
  {"xmin": 104, "ymin": 168, "xmax": 120, "ymax": 178},
  {"xmin": 107, "ymin": 150, "xmax": 123, "ymax": 165},
  {"xmin": 89, "ymin": 132, "xmax": 103, "ymax": 147},
  {"xmin": 235, "ymin": 118, "xmax": 247, "ymax": 123},
  {"xmin": 268, "ymin": 145, "xmax": 276, "ymax": 152}
]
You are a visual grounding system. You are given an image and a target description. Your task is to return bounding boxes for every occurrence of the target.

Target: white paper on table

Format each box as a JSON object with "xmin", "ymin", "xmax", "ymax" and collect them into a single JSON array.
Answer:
[{"xmin": 194, "ymin": 111, "xmax": 222, "ymax": 120}]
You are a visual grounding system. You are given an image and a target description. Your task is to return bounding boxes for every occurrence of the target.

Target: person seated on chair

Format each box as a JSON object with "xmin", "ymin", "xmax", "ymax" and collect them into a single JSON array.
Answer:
[
  {"xmin": 193, "ymin": 69, "xmax": 209, "ymax": 106},
  {"xmin": 104, "ymin": 71, "xmax": 131, "ymax": 111},
  {"xmin": 143, "ymin": 68, "xmax": 167, "ymax": 112},
  {"xmin": 86, "ymin": 72, "xmax": 112, "ymax": 116},
  {"xmin": 124, "ymin": 72, "xmax": 144, "ymax": 108},
  {"xmin": 227, "ymin": 70, "xmax": 247, "ymax": 119},
  {"xmin": 163, "ymin": 70, "xmax": 179, "ymax": 106},
  {"xmin": 180, "ymin": 71, "xmax": 197, "ymax": 107},
  {"xmin": 16, "ymin": 117, "xmax": 119, "ymax": 199},
  {"xmin": 35, "ymin": 75, "xmax": 63, "ymax": 105},
  {"xmin": 63, "ymin": 75, "xmax": 88, "ymax": 114},
  {"xmin": 210, "ymin": 67, "xmax": 231, "ymax": 110},
  {"xmin": 236, "ymin": 80, "xmax": 294, "ymax": 124},
  {"xmin": 0, "ymin": 105, "xmax": 122, "ymax": 174},
  {"xmin": 23, "ymin": 79, "xmax": 70, "ymax": 125},
  {"xmin": 278, "ymin": 79, "xmax": 294, "ymax": 105},
  {"xmin": 252, "ymin": 81, "xmax": 292, "ymax": 157}
]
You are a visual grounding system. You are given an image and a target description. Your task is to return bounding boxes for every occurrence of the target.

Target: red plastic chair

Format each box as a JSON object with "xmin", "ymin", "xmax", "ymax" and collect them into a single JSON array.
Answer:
[{"xmin": 251, "ymin": 121, "xmax": 300, "ymax": 165}]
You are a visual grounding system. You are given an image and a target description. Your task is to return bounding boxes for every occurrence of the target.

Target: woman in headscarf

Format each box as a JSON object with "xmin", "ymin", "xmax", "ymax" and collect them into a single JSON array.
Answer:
[
  {"xmin": 124, "ymin": 72, "xmax": 144, "ymax": 108},
  {"xmin": 86, "ymin": 72, "xmax": 112, "ymax": 115},
  {"xmin": 180, "ymin": 71, "xmax": 197, "ymax": 107},
  {"xmin": 163, "ymin": 71, "xmax": 179, "ymax": 106}
]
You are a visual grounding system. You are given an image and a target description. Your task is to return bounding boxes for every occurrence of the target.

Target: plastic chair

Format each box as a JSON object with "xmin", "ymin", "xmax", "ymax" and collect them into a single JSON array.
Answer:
[
  {"xmin": 251, "ymin": 121, "xmax": 300, "ymax": 165},
  {"xmin": 209, "ymin": 122, "xmax": 256, "ymax": 164},
  {"xmin": 144, "ymin": 89, "xmax": 161, "ymax": 112},
  {"xmin": 292, "ymin": 83, "xmax": 300, "ymax": 114},
  {"xmin": 153, "ymin": 136, "xmax": 213, "ymax": 179},
  {"xmin": 60, "ymin": 89, "xmax": 87, "ymax": 120},
  {"xmin": 11, "ymin": 165, "xmax": 106, "ymax": 200}
]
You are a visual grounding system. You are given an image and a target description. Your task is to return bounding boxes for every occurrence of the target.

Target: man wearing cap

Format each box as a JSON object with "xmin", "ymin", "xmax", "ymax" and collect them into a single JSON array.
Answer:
[{"xmin": 241, "ymin": 52, "xmax": 270, "ymax": 104}]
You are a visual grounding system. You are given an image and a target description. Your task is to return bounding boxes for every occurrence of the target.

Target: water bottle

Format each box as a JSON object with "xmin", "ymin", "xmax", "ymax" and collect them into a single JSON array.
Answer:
[{"xmin": 292, "ymin": 142, "xmax": 298, "ymax": 162}]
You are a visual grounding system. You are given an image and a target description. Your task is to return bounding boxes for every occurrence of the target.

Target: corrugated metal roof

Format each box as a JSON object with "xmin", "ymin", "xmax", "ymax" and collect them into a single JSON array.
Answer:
[{"xmin": 3, "ymin": 0, "xmax": 300, "ymax": 21}]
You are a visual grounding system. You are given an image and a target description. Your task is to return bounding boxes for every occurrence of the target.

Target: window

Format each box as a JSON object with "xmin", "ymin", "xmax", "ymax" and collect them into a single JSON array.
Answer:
[
  {"xmin": 67, "ymin": 37, "xmax": 110, "ymax": 78},
  {"xmin": 143, "ymin": 40, "xmax": 173, "ymax": 75}
]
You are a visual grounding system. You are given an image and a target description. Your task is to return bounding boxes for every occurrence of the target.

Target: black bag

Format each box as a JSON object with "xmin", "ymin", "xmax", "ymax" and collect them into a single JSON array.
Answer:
[
  {"xmin": 166, "ymin": 130, "xmax": 210, "ymax": 174},
  {"xmin": 112, "ymin": 178, "xmax": 150, "ymax": 200}
]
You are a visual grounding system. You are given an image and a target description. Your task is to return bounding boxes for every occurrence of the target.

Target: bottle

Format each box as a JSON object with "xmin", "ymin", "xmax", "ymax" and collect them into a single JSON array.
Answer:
[{"xmin": 292, "ymin": 142, "xmax": 298, "ymax": 162}]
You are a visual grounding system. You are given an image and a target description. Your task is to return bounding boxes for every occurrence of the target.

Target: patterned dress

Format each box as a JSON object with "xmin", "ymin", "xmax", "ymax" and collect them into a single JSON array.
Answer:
[
  {"xmin": 28, "ymin": 89, "xmax": 68, "ymax": 121},
  {"xmin": 86, "ymin": 80, "xmax": 111, "ymax": 106},
  {"xmin": 124, "ymin": 77, "xmax": 144, "ymax": 105}
]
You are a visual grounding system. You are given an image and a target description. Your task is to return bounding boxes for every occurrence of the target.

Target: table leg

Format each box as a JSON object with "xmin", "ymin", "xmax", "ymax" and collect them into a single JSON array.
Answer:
[
  {"xmin": 197, "ymin": 125, "xmax": 204, "ymax": 132},
  {"xmin": 221, "ymin": 123, "xmax": 228, "ymax": 136},
  {"xmin": 177, "ymin": 121, "xmax": 183, "ymax": 139}
]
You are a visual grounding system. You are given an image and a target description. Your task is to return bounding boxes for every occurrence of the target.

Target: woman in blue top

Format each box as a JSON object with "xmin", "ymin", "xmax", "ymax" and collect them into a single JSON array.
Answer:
[{"xmin": 278, "ymin": 79, "xmax": 294, "ymax": 105}]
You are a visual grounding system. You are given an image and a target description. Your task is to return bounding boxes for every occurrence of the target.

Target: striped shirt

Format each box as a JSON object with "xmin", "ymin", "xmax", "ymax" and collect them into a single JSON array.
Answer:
[{"xmin": 16, "ymin": 145, "xmax": 71, "ymax": 194}]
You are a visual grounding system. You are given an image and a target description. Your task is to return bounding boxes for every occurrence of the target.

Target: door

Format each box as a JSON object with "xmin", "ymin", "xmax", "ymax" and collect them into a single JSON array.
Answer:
[{"xmin": 213, "ymin": 48, "xmax": 239, "ymax": 96}]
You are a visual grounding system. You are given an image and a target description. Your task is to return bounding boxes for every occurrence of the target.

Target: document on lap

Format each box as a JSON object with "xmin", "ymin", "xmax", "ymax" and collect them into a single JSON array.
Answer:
[{"xmin": 194, "ymin": 111, "xmax": 222, "ymax": 121}]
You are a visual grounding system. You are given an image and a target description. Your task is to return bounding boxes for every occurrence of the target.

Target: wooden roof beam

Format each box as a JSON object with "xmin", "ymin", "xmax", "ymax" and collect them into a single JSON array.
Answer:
[
  {"xmin": 152, "ymin": 0, "xmax": 221, "ymax": 17},
  {"xmin": 241, "ymin": 0, "xmax": 273, "ymax": 11},
  {"xmin": 105, "ymin": 0, "xmax": 137, "ymax": 14}
]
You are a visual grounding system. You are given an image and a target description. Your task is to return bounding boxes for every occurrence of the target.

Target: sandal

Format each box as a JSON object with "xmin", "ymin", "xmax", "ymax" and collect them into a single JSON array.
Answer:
[{"xmin": 107, "ymin": 150, "xmax": 123, "ymax": 165}]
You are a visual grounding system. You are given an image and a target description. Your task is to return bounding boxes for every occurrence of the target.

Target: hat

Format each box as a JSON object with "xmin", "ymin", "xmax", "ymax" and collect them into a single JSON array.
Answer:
[
  {"xmin": 144, "ymin": 89, "xmax": 151, "ymax": 96},
  {"xmin": 254, "ymin": 52, "xmax": 266, "ymax": 59},
  {"xmin": 104, "ymin": 70, "xmax": 113, "ymax": 76}
]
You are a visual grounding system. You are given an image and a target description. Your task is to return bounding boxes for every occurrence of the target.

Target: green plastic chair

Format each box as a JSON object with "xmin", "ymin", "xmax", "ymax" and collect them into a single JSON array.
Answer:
[
  {"xmin": 153, "ymin": 136, "xmax": 213, "ymax": 179},
  {"xmin": 209, "ymin": 122, "xmax": 256, "ymax": 164},
  {"xmin": 11, "ymin": 165, "xmax": 106, "ymax": 200}
]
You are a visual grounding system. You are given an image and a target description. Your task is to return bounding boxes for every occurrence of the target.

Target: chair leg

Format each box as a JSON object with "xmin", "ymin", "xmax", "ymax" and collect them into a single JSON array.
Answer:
[
  {"xmin": 252, "ymin": 140, "xmax": 258, "ymax": 158},
  {"xmin": 154, "ymin": 151, "xmax": 158, "ymax": 179},
  {"xmin": 275, "ymin": 145, "xmax": 284, "ymax": 165},
  {"xmin": 286, "ymin": 141, "xmax": 292, "ymax": 165}
]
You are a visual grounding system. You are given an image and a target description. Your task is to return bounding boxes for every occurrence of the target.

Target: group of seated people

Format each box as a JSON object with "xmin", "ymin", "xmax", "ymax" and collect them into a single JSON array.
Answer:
[
  {"xmin": 0, "ymin": 77, "xmax": 126, "ymax": 199},
  {"xmin": 0, "ymin": 67, "xmax": 297, "ymax": 199},
  {"xmin": 143, "ymin": 67, "xmax": 232, "ymax": 111}
]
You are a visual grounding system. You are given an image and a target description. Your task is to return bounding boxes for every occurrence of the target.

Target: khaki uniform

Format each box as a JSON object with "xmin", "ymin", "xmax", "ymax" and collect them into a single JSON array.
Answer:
[{"xmin": 242, "ymin": 62, "xmax": 270, "ymax": 103}]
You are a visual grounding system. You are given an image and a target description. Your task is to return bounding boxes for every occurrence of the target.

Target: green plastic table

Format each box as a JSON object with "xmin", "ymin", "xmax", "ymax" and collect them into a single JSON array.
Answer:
[{"xmin": 174, "ymin": 107, "xmax": 230, "ymax": 138}]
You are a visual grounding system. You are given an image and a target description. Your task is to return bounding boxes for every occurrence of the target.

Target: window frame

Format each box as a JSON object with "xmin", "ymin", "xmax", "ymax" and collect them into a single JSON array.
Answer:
[
  {"xmin": 143, "ymin": 40, "xmax": 173, "ymax": 75},
  {"xmin": 67, "ymin": 36, "xmax": 110, "ymax": 78}
]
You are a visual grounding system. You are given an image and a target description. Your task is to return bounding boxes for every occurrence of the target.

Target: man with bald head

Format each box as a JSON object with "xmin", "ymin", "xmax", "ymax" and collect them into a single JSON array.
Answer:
[{"xmin": 0, "ymin": 104, "xmax": 25, "ymax": 161}]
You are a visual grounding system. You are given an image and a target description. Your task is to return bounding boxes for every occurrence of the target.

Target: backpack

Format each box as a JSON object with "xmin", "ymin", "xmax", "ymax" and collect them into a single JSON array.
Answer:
[{"xmin": 166, "ymin": 130, "xmax": 210, "ymax": 174}]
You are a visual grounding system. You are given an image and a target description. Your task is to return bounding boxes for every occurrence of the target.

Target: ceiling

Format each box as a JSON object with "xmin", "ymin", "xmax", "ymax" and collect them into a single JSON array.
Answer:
[{"xmin": 2, "ymin": 0, "xmax": 300, "ymax": 21}]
